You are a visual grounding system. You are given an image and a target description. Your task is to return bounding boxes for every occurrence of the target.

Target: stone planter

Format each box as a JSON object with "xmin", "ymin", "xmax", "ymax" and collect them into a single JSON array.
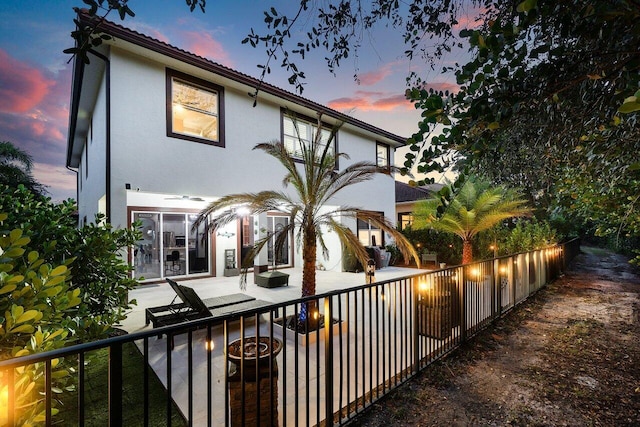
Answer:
[
  {"xmin": 227, "ymin": 337, "xmax": 282, "ymax": 427},
  {"xmin": 273, "ymin": 314, "xmax": 348, "ymax": 346}
]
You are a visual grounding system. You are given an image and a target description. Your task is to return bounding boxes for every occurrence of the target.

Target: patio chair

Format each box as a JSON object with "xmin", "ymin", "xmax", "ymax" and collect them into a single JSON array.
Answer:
[{"xmin": 145, "ymin": 279, "xmax": 272, "ymax": 348}]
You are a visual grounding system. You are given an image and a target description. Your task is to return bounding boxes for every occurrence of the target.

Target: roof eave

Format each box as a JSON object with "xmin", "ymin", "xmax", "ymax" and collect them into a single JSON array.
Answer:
[{"xmin": 76, "ymin": 12, "xmax": 407, "ymax": 147}]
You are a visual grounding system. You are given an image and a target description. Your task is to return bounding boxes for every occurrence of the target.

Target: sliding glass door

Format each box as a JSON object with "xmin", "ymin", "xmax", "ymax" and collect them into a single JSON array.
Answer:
[
  {"xmin": 133, "ymin": 212, "xmax": 161, "ymax": 280},
  {"xmin": 132, "ymin": 211, "xmax": 210, "ymax": 280},
  {"xmin": 267, "ymin": 215, "xmax": 290, "ymax": 267}
]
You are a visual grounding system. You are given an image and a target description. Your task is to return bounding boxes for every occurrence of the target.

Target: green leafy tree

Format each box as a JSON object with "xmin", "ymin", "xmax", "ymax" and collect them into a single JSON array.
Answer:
[
  {"xmin": 0, "ymin": 185, "xmax": 139, "ymax": 341},
  {"xmin": 0, "ymin": 141, "xmax": 46, "ymax": 196},
  {"xmin": 413, "ymin": 177, "xmax": 530, "ymax": 264},
  {"xmin": 403, "ymin": 0, "xmax": 640, "ymax": 261},
  {"xmin": 1, "ymin": 213, "xmax": 81, "ymax": 425},
  {"xmin": 194, "ymin": 117, "xmax": 418, "ymax": 322}
]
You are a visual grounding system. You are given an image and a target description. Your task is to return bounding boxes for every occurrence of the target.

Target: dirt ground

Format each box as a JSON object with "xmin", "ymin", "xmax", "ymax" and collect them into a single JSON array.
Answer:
[{"xmin": 353, "ymin": 247, "xmax": 640, "ymax": 426}]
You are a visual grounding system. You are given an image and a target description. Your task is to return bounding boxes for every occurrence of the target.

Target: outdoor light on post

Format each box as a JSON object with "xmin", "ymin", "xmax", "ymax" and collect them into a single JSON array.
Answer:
[{"xmin": 366, "ymin": 259, "xmax": 375, "ymax": 284}]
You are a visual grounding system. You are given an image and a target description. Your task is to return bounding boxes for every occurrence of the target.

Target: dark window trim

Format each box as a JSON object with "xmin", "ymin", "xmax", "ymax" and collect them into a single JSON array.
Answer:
[
  {"xmin": 280, "ymin": 108, "xmax": 339, "ymax": 170},
  {"xmin": 376, "ymin": 141, "xmax": 391, "ymax": 173},
  {"xmin": 127, "ymin": 206, "xmax": 217, "ymax": 280},
  {"xmin": 357, "ymin": 210, "xmax": 386, "ymax": 247},
  {"xmin": 166, "ymin": 68, "xmax": 225, "ymax": 147}
]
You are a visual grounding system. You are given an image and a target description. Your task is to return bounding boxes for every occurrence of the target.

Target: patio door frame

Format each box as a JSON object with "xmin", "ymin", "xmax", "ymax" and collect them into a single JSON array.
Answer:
[
  {"xmin": 127, "ymin": 206, "xmax": 216, "ymax": 283},
  {"xmin": 266, "ymin": 212, "xmax": 293, "ymax": 268}
]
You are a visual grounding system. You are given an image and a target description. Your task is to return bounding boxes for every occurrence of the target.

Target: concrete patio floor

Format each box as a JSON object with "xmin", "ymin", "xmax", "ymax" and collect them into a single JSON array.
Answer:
[
  {"xmin": 118, "ymin": 265, "xmax": 431, "ymax": 425},
  {"xmin": 119, "ymin": 265, "xmax": 427, "ymax": 334}
]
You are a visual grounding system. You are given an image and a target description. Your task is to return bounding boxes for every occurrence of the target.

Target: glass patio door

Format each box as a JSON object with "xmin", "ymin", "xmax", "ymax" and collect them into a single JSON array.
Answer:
[
  {"xmin": 133, "ymin": 211, "xmax": 210, "ymax": 281},
  {"xmin": 267, "ymin": 215, "xmax": 290, "ymax": 266},
  {"xmin": 162, "ymin": 214, "xmax": 186, "ymax": 277},
  {"xmin": 188, "ymin": 214, "xmax": 209, "ymax": 274},
  {"xmin": 133, "ymin": 212, "xmax": 161, "ymax": 280}
]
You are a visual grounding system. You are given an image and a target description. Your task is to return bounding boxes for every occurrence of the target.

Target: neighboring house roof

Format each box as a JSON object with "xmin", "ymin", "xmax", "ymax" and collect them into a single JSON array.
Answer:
[
  {"xmin": 395, "ymin": 181, "xmax": 443, "ymax": 203},
  {"xmin": 66, "ymin": 11, "xmax": 407, "ymax": 168}
]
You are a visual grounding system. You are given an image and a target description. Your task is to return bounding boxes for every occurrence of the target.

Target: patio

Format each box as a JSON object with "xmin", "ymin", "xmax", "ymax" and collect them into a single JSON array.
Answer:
[
  {"xmin": 119, "ymin": 266, "xmax": 430, "ymax": 425},
  {"xmin": 120, "ymin": 266, "xmax": 427, "ymax": 334}
]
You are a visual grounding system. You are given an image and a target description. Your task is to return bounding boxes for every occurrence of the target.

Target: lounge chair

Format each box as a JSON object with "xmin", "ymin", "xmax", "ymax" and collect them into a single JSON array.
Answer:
[
  {"xmin": 145, "ymin": 279, "xmax": 272, "ymax": 347},
  {"xmin": 145, "ymin": 279, "xmax": 257, "ymax": 327}
]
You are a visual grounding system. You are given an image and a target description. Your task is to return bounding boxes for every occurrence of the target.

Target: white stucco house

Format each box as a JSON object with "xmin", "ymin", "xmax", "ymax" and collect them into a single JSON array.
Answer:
[{"xmin": 66, "ymin": 12, "xmax": 405, "ymax": 284}]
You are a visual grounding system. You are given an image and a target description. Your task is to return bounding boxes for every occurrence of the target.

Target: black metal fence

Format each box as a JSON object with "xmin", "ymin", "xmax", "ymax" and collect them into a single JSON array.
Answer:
[{"xmin": 0, "ymin": 239, "xmax": 580, "ymax": 426}]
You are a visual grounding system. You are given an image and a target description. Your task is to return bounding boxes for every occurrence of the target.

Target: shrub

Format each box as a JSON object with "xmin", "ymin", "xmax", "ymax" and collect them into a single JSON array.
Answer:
[
  {"xmin": 501, "ymin": 218, "xmax": 558, "ymax": 255},
  {"xmin": 401, "ymin": 226, "xmax": 462, "ymax": 266},
  {"xmin": 0, "ymin": 185, "xmax": 139, "ymax": 342},
  {"xmin": 1, "ymin": 213, "xmax": 80, "ymax": 425}
]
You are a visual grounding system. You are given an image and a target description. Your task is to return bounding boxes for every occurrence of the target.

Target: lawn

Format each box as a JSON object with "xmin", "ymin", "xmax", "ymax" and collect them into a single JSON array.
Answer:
[{"xmin": 57, "ymin": 341, "xmax": 187, "ymax": 426}]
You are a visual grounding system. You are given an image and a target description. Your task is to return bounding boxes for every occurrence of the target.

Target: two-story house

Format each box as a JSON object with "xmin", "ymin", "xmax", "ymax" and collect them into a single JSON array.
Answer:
[{"xmin": 66, "ymin": 12, "xmax": 405, "ymax": 284}]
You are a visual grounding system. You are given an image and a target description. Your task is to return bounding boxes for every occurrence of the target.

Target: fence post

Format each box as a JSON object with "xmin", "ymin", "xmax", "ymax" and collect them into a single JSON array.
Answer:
[
  {"xmin": 494, "ymin": 258, "xmax": 502, "ymax": 318},
  {"xmin": 324, "ymin": 296, "xmax": 334, "ymax": 427},
  {"xmin": 460, "ymin": 267, "xmax": 467, "ymax": 343},
  {"xmin": 412, "ymin": 278, "xmax": 419, "ymax": 373},
  {"xmin": 109, "ymin": 342, "xmax": 123, "ymax": 427}
]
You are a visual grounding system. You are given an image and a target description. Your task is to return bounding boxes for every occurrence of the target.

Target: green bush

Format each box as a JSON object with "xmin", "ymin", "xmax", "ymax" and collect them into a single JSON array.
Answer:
[
  {"xmin": 0, "ymin": 185, "xmax": 140, "ymax": 342},
  {"xmin": 1, "ymin": 213, "xmax": 80, "ymax": 425},
  {"xmin": 401, "ymin": 226, "xmax": 462, "ymax": 266},
  {"xmin": 500, "ymin": 218, "xmax": 558, "ymax": 255}
]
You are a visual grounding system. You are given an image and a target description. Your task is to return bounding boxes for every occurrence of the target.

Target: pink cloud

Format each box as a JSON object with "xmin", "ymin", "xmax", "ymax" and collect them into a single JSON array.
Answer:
[
  {"xmin": 328, "ymin": 90, "xmax": 413, "ymax": 112},
  {"xmin": 453, "ymin": 7, "xmax": 486, "ymax": 30},
  {"xmin": 181, "ymin": 31, "xmax": 233, "ymax": 67},
  {"xmin": 0, "ymin": 49, "xmax": 55, "ymax": 114},
  {"xmin": 33, "ymin": 163, "xmax": 76, "ymax": 191},
  {"xmin": 359, "ymin": 64, "xmax": 394, "ymax": 86},
  {"xmin": 0, "ymin": 50, "xmax": 72, "ymax": 201},
  {"xmin": 129, "ymin": 23, "xmax": 170, "ymax": 44},
  {"xmin": 329, "ymin": 80, "xmax": 460, "ymax": 112},
  {"xmin": 423, "ymin": 81, "xmax": 460, "ymax": 94}
]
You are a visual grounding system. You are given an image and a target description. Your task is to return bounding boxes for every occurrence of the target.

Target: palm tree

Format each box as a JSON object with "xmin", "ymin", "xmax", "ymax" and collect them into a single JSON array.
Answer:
[
  {"xmin": 0, "ymin": 141, "xmax": 46, "ymax": 195},
  {"xmin": 194, "ymin": 116, "xmax": 419, "ymax": 322},
  {"xmin": 413, "ymin": 177, "xmax": 530, "ymax": 264}
]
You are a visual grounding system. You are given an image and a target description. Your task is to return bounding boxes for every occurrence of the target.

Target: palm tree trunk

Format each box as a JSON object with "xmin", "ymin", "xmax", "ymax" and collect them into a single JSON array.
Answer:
[
  {"xmin": 462, "ymin": 239, "xmax": 473, "ymax": 264},
  {"xmin": 300, "ymin": 225, "xmax": 318, "ymax": 327}
]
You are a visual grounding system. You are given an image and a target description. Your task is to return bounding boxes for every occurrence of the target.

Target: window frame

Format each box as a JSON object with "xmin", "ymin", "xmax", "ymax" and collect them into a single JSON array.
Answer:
[
  {"xmin": 376, "ymin": 141, "xmax": 390, "ymax": 172},
  {"xmin": 166, "ymin": 69, "xmax": 225, "ymax": 147},
  {"xmin": 357, "ymin": 210, "xmax": 385, "ymax": 247},
  {"xmin": 280, "ymin": 109, "xmax": 338, "ymax": 168}
]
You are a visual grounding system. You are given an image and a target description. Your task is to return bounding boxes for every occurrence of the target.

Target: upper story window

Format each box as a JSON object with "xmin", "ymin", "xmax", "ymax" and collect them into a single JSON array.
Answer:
[
  {"xmin": 167, "ymin": 69, "xmax": 225, "ymax": 147},
  {"xmin": 376, "ymin": 142, "xmax": 390, "ymax": 171},
  {"xmin": 282, "ymin": 113, "xmax": 335, "ymax": 160}
]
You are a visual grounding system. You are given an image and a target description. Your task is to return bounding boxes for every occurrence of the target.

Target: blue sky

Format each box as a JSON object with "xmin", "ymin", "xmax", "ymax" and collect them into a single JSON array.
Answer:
[{"xmin": 0, "ymin": 1, "xmax": 465, "ymax": 202}]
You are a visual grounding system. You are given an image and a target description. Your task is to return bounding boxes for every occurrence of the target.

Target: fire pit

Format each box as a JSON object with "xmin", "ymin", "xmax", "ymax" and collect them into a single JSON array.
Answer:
[
  {"xmin": 227, "ymin": 337, "xmax": 282, "ymax": 427},
  {"xmin": 227, "ymin": 336, "xmax": 282, "ymax": 364}
]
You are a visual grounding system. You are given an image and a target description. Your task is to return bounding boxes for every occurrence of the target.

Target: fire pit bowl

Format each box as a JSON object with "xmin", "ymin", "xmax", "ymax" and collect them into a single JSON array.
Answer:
[{"xmin": 227, "ymin": 336, "xmax": 282, "ymax": 363}]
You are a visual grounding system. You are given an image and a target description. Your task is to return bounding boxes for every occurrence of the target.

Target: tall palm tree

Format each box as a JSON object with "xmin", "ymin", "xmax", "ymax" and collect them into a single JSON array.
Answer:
[
  {"xmin": 0, "ymin": 141, "xmax": 46, "ymax": 196},
  {"xmin": 194, "ymin": 116, "xmax": 419, "ymax": 322},
  {"xmin": 413, "ymin": 177, "xmax": 530, "ymax": 264}
]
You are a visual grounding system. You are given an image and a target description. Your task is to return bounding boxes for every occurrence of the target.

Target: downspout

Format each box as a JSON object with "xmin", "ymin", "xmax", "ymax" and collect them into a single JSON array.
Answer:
[
  {"xmin": 66, "ymin": 165, "xmax": 78, "ymax": 202},
  {"xmin": 87, "ymin": 49, "xmax": 111, "ymax": 223}
]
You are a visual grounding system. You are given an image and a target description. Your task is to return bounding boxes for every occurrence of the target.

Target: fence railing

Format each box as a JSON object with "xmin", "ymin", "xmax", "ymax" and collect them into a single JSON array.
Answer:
[{"xmin": 0, "ymin": 239, "xmax": 580, "ymax": 426}]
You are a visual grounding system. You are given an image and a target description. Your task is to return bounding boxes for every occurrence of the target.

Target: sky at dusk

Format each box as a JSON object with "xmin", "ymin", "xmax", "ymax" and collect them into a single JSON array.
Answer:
[{"xmin": 0, "ymin": 1, "xmax": 467, "ymax": 202}]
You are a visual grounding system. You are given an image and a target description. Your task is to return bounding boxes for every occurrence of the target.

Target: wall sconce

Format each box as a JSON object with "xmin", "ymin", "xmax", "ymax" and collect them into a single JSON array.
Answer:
[{"xmin": 217, "ymin": 232, "xmax": 236, "ymax": 238}]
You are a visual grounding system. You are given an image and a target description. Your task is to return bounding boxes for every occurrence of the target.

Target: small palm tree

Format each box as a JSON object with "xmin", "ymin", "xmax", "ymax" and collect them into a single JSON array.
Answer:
[
  {"xmin": 413, "ymin": 177, "xmax": 530, "ymax": 264},
  {"xmin": 0, "ymin": 141, "xmax": 46, "ymax": 196},
  {"xmin": 194, "ymin": 116, "xmax": 419, "ymax": 322}
]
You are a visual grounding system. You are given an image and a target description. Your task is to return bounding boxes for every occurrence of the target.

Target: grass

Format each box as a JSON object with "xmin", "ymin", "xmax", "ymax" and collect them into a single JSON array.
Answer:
[{"xmin": 57, "ymin": 341, "xmax": 187, "ymax": 426}]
